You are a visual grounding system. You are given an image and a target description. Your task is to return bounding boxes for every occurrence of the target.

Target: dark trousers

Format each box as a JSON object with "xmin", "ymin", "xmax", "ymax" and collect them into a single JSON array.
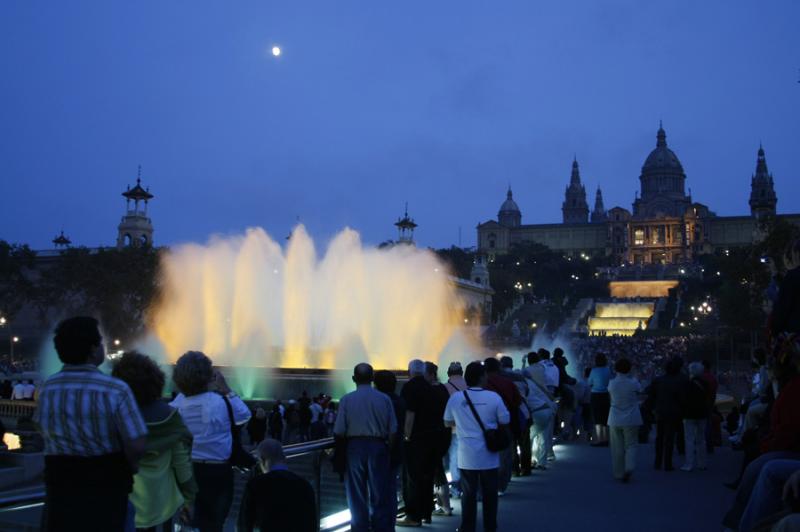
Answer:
[
  {"xmin": 42, "ymin": 453, "xmax": 131, "ymax": 532},
  {"xmin": 459, "ymin": 468, "xmax": 499, "ymax": 532},
  {"xmin": 654, "ymin": 418, "xmax": 682, "ymax": 469},
  {"xmin": 403, "ymin": 436, "xmax": 438, "ymax": 521},
  {"xmin": 513, "ymin": 425, "xmax": 532, "ymax": 475},
  {"xmin": 43, "ymin": 489, "xmax": 128, "ymax": 531},
  {"xmin": 193, "ymin": 462, "xmax": 234, "ymax": 532},
  {"xmin": 345, "ymin": 439, "xmax": 393, "ymax": 532},
  {"xmin": 137, "ymin": 519, "xmax": 173, "ymax": 532}
]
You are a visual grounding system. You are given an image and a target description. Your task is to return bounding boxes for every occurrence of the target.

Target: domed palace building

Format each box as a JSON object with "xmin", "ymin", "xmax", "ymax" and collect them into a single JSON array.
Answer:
[{"xmin": 477, "ymin": 124, "xmax": 800, "ymax": 265}]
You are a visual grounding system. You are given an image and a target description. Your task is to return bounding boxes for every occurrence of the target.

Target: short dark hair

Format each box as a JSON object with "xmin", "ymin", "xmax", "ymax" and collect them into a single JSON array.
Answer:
[
  {"xmin": 464, "ymin": 361, "xmax": 485, "ymax": 387},
  {"xmin": 53, "ymin": 316, "xmax": 102, "ymax": 364},
  {"xmin": 425, "ymin": 361, "xmax": 438, "ymax": 377},
  {"xmin": 500, "ymin": 356, "xmax": 513, "ymax": 369},
  {"xmin": 172, "ymin": 351, "xmax": 214, "ymax": 396},
  {"xmin": 483, "ymin": 357, "xmax": 501, "ymax": 373},
  {"xmin": 112, "ymin": 351, "xmax": 165, "ymax": 405},
  {"xmin": 553, "ymin": 347, "xmax": 564, "ymax": 358},
  {"xmin": 594, "ymin": 353, "xmax": 608, "ymax": 367},
  {"xmin": 353, "ymin": 363, "xmax": 374, "ymax": 385},
  {"xmin": 702, "ymin": 359, "xmax": 712, "ymax": 370},
  {"xmin": 527, "ymin": 351, "xmax": 539, "ymax": 365},
  {"xmin": 538, "ymin": 348, "xmax": 551, "ymax": 360},
  {"xmin": 374, "ymin": 370, "xmax": 397, "ymax": 394},
  {"xmin": 614, "ymin": 358, "xmax": 632, "ymax": 374}
]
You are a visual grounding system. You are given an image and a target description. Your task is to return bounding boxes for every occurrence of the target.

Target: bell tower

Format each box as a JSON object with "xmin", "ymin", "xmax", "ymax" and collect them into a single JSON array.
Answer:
[
  {"xmin": 562, "ymin": 157, "xmax": 589, "ymax": 223},
  {"xmin": 117, "ymin": 166, "xmax": 155, "ymax": 249},
  {"xmin": 749, "ymin": 144, "xmax": 777, "ymax": 220}
]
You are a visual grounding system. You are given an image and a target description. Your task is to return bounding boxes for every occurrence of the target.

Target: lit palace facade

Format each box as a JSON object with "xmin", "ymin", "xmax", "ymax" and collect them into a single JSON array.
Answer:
[{"xmin": 477, "ymin": 125, "xmax": 799, "ymax": 264}]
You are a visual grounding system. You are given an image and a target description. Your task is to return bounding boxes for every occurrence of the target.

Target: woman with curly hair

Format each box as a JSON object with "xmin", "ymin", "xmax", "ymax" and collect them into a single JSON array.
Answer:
[
  {"xmin": 111, "ymin": 351, "xmax": 197, "ymax": 532},
  {"xmin": 169, "ymin": 351, "xmax": 251, "ymax": 532}
]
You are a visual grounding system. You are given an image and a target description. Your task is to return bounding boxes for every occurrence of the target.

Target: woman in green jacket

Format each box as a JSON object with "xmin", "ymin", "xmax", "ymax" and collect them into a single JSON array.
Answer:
[{"xmin": 112, "ymin": 351, "xmax": 197, "ymax": 532}]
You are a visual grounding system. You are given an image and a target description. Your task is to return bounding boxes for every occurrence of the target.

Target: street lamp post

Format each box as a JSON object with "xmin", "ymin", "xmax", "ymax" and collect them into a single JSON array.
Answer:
[{"xmin": 10, "ymin": 336, "xmax": 19, "ymax": 364}]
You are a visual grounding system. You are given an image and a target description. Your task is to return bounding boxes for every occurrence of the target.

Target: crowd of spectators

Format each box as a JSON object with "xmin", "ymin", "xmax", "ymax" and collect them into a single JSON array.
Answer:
[{"xmin": 0, "ymin": 355, "xmax": 39, "ymax": 375}]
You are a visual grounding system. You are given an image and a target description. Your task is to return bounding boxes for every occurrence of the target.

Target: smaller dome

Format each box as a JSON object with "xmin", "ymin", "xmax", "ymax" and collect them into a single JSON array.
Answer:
[{"xmin": 499, "ymin": 188, "xmax": 520, "ymax": 213}]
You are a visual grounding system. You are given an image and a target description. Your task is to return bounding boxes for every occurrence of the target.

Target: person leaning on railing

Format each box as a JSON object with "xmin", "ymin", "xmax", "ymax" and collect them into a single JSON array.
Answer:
[
  {"xmin": 237, "ymin": 438, "xmax": 316, "ymax": 532},
  {"xmin": 33, "ymin": 316, "xmax": 148, "ymax": 532}
]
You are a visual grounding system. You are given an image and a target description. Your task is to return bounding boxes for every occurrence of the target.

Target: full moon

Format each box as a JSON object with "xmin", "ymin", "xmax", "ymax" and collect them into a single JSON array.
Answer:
[{"xmin": 271, "ymin": 46, "xmax": 281, "ymax": 57}]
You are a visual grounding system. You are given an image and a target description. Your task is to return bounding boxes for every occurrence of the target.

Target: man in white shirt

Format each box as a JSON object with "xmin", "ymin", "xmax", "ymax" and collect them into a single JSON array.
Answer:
[
  {"xmin": 22, "ymin": 380, "xmax": 35, "ymax": 400},
  {"xmin": 444, "ymin": 361, "xmax": 509, "ymax": 532},
  {"xmin": 309, "ymin": 398, "xmax": 325, "ymax": 439},
  {"xmin": 11, "ymin": 381, "xmax": 25, "ymax": 400},
  {"xmin": 537, "ymin": 349, "xmax": 560, "ymax": 393}
]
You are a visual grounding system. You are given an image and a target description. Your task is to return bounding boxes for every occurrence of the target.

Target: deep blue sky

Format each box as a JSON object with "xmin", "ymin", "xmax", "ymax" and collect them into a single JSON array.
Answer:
[{"xmin": 1, "ymin": 1, "xmax": 798, "ymax": 251}]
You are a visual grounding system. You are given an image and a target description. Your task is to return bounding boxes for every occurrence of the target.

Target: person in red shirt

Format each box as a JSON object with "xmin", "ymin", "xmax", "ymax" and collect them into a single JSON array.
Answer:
[{"xmin": 483, "ymin": 358, "xmax": 521, "ymax": 496}]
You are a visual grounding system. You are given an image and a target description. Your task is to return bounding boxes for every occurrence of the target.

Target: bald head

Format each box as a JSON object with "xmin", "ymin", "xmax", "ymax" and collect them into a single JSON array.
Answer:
[
  {"xmin": 257, "ymin": 438, "xmax": 286, "ymax": 472},
  {"xmin": 353, "ymin": 363, "xmax": 374, "ymax": 385}
]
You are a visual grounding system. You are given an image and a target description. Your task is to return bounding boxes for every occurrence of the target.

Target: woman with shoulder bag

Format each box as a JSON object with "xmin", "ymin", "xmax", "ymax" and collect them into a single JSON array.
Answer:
[{"xmin": 170, "ymin": 352, "xmax": 251, "ymax": 532}]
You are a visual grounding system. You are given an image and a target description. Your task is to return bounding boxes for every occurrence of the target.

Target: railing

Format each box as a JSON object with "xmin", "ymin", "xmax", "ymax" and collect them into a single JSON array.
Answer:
[
  {"xmin": 0, "ymin": 437, "xmax": 347, "ymax": 532},
  {"xmin": 0, "ymin": 400, "xmax": 37, "ymax": 421}
]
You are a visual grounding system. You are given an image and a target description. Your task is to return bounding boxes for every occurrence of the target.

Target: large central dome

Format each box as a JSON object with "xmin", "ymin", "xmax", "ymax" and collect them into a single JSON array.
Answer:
[{"xmin": 642, "ymin": 124, "xmax": 683, "ymax": 172}]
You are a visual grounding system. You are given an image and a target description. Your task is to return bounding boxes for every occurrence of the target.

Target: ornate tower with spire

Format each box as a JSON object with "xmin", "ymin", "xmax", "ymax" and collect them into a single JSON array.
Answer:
[
  {"xmin": 591, "ymin": 187, "xmax": 608, "ymax": 223},
  {"xmin": 562, "ymin": 158, "xmax": 589, "ymax": 223},
  {"xmin": 117, "ymin": 166, "xmax": 155, "ymax": 249},
  {"xmin": 749, "ymin": 144, "xmax": 777, "ymax": 220},
  {"xmin": 394, "ymin": 203, "xmax": 418, "ymax": 245},
  {"xmin": 498, "ymin": 187, "xmax": 522, "ymax": 228}
]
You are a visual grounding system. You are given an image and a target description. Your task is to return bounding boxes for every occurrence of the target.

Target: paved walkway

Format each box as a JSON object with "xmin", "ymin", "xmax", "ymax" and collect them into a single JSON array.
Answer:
[{"xmin": 424, "ymin": 440, "xmax": 738, "ymax": 532}]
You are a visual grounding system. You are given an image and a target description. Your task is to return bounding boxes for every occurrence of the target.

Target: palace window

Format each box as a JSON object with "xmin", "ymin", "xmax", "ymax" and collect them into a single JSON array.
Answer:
[{"xmin": 634, "ymin": 229, "xmax": 644, "ymax": 246}]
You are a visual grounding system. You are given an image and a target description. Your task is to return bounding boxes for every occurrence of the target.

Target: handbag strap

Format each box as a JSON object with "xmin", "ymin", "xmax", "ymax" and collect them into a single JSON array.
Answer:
[
  {"xmin": 221, "ymin": 393, "xmax": 236, "ymax": 431},
  {"xmin": 529, "ymin": 377, "xmax": 555, "ymax": 402},
  {"xmin": 463, "ymin": 390, "xmax": 488, "ymax": 435}
]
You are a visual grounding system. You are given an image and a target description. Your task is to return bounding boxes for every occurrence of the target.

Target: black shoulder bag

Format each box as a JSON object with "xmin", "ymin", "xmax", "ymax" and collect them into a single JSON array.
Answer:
[
  {"xmin": 222, "ymin": 394, "xmax": 257, "ymax": 470},
  {"xmin": 463, "ymin": 390, "xmax": 510, "ymax": 453}
]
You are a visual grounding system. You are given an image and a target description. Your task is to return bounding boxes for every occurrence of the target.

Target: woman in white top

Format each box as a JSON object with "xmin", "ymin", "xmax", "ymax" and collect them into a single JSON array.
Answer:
[
  {"xmin": 525, "ymin": 375, "xmax": 557, "ymax": 469},
  {"xmin": 607, "ymin": 358, "xmax": 643, "ymax": 482},
  {"xmin": 170, "ymin": 351, "xmax": 251, "ymax": 532}
]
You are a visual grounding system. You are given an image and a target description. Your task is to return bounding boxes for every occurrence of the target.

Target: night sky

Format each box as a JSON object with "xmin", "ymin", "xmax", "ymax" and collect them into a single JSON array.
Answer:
[{"xmin": 1, "ymin": 1, "xmax": 798, "ymax": 251}]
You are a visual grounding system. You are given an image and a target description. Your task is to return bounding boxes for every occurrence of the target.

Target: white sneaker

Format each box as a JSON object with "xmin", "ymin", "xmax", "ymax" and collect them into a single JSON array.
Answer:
[{"xmin": 680, "ymin": 465, "xmax": 693, "ymax": 472}]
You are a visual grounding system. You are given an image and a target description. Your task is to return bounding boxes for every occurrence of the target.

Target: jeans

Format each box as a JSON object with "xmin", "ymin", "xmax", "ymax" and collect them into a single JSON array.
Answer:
[
  {"xmin": 683, "ymin": 419, "xmax": 707, "ymax": 469},
  {"xmin": 459, "ymin": 468, "xmax": 499, "ymax": 532},
  {"xmin": 722, "ymin": 451, "xmax": 800, "ymax": 529},
  {"xmin": 192, "ymin": 462, "xmax": 234, "ymax": 532},
  {"xmin": 345, "ymin": 439, "xmax": 393, "ymax": 532},
  {"xmin": 531, "ymin": 409, "xmax": 554, "ymax": 466},
  {"xmin": 610, "ymin": 426, "xmax": 639, "ymax": 479},
  {"xmin": 739, "ymin": 459, "xmax": 800, "ymax": 532},
  {"xmin": 447, "ymin": 433, "xmax": 460, "ymax": 486}
]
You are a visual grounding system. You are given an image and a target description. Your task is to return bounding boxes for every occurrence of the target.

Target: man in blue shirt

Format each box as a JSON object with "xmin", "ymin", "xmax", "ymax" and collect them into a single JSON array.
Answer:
[{"xmin": 334, "ymin": 363, "xmax": 397, "ymax": 532}]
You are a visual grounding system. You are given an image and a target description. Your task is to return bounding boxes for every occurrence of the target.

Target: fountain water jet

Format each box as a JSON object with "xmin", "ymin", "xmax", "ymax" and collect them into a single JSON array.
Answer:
[{"xmin": 147, "ymin": 226, "xmax": 471, "ymax": 397}]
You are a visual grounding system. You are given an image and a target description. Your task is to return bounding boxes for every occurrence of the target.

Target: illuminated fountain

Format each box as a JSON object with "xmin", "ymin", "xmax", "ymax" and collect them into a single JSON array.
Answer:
[
  {"xmin": 146, "ymin": 225, "xmax": 474, "ymax": 398},
  {"xmin": 587, "ymin": 302, "xmax": 655, "ymax": 337}
]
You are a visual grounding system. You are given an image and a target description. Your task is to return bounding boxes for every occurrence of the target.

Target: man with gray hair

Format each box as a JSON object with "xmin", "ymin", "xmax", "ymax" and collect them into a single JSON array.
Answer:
[
  {"xmin": 334, "ymin": 363, "xmax": 397, "ymax": 532},
  {"xmin": 238, "ymin": 438, "xmax": 316, "ymax": 531},
  {"xmin": 398, "ymin": 359, "xmax": 438, "ymax": 527}
]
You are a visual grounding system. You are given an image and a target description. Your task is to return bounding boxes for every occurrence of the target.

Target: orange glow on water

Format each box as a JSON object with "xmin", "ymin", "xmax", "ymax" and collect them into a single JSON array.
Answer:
[{"xmin": 150, "ymin": 226, "xmax": 466, "ymax": 369}]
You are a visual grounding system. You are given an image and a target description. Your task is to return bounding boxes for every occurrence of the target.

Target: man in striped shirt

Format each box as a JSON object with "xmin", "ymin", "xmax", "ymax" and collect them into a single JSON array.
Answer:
[{"xmin": 33, "ymin": 316, "xmax": 147, "ymax": 532}]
